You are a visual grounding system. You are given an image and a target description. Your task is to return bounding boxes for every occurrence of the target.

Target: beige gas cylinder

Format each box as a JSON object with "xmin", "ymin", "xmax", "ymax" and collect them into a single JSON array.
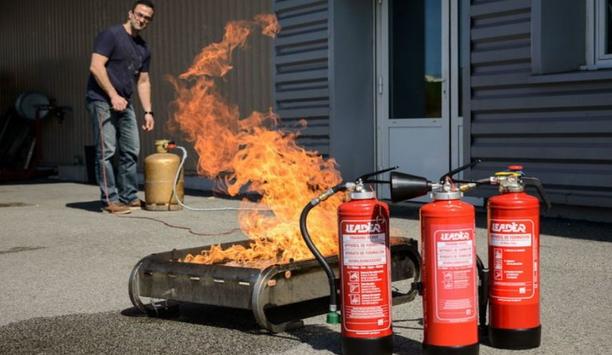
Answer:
[{"xmin": 144, "ymin": 140, "xmax": 184, "ymax": 211}]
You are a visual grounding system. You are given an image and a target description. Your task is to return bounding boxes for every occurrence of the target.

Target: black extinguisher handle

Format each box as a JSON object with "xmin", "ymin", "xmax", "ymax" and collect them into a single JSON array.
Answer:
[
  {"xmin": 357, "ymin": 166, "xmax": 399, "ymax": 184},
  {"xmin": 438, "ymin": 159, "xmax": 481, "ymax": 183},
  {"xmin": 522, "ymin": 177, "xmax": 552, "ymax": 210}
]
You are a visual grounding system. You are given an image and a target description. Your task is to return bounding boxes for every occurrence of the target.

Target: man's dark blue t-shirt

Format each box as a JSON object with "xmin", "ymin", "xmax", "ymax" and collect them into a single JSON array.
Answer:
[{"xmin": 86, "ymin": 24, "xmax": 150, "ymax": 103}]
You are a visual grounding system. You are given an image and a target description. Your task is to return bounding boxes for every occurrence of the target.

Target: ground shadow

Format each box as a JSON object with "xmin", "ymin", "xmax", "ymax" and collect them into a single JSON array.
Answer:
[
  {"xmin": 121, "ymin": 302, "xmax": 337, "ymax": 351},
  {"xmin": 393, "ymin": 333, "xmax": 423, "ymax": 354},
  {"xmin": 121, "ymin": 302, "xmax": 303, "ymax": 333},
  {"xmin": 478, "ymin": 327, "xmax": 493, "ymax": 347},
  {"xmin": 62, "ymin": 182, "xmax": 259, "ymax": 213},
  {"xmin": 0, "ymin": 178, "xmax": 65, "ymax": 186},
  {"xmin": 393, "ymin": 316, "xmax": 423, "ymax": 331},
  {"xmin": 121, "ymin": 296, "xmax": 332, "ymax": 333},
  {"xmin": 0, "ymin": 310, "xmax": 304, "ymax": 354},
  {"xmin": 121, "ymin": 303, "xmax": 263, "ymax": 332},
  {"xmin": 65, "ymin": 200, "xmax": 101, "ymax": 212},
  {"xmin": 284, "ymin": 325, "xmax": 342, "ymax": 354},
  {"xmin": 287, "ymin": 326, "xmax": 423, "ymax": 355},
  {"xmin": 121, "ymin": 302, "xmax": 423, "ymax": 355}
]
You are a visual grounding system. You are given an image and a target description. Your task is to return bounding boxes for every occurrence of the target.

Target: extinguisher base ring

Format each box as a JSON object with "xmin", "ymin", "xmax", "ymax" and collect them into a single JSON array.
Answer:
[
  {"xmin": 489, "ymin": 325, "xmax": 541, "ymax": 350},
  {"xmin": 341, "ymin": 335, "xmax": 393, "ymax": 355},
  {"xmin": 423, "ymin": 342, "xmax": 479, "ymax": 355}
]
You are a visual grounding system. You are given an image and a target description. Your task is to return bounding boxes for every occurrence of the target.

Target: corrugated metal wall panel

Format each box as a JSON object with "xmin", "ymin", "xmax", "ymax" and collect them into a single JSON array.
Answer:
[
  {"xmin": 468, "ymin": 0, "xmax": 612, "ymax": 207},
  {"xmin": 0, "ymin": 0, "xmax": 272, "ymax": 173},
  {"xmin": 471, "ymin": 0, "xmax": 531, "ymax": 18},
  {"xmin": 272, "ymin": 0, "xmax": 330, "ymax": 156}
]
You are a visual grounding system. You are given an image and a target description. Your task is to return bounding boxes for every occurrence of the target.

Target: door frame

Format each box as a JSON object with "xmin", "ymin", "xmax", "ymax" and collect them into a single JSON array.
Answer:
[
  {"xmin": 374, "ymin": 0, "xmax": 452, "ymax": 192},
  {"xmin": 449, "ymin": 0, "xmax": 463, "ymax": 173}
]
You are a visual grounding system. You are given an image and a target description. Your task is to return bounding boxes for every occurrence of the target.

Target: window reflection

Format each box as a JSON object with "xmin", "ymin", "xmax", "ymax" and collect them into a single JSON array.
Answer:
[
  {"xmin": 607, "ymin": 0, "xmax": 612, "ymax": 54},
  {"xmin": 389, "ymin": 0, "xmax": 442, "ymax": 119}
]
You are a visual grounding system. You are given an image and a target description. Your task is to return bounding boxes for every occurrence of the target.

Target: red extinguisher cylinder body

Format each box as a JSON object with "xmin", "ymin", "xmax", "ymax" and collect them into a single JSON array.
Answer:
[
  {"xmin": 420, "ymin": 197, "xmax": 479, "ymax": 355},
  {"xmin": 338, "ymin": 194, "xmax": 393, "ymax": 355},
  {"xmin": 488, "ymin": 192, "xmax": 541, "ymax": 349}
]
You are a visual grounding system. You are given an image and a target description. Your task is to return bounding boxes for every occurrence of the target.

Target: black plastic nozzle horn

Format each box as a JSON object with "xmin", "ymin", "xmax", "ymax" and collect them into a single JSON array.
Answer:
[{"xmin": 390, "ymin": 172, "xmax": 431, "ymax": 202}]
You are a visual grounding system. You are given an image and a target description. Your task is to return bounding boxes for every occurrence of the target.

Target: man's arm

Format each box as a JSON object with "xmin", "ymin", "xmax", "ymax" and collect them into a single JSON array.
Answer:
[
  {"xmin": 137, "ymin": 72, "xmax": 154, "ymax": 132},
  {"xmin": 89, "ymin": 53, "xmax": 128, "ymax": 111}
]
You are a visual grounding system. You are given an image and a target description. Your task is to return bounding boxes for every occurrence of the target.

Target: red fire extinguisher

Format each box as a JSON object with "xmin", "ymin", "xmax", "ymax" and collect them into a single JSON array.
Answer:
[
  {"xmin": 300, "ymin": 167, "xmax": 397, "ymax": 355},
  {"xmin": 486, "ymin": 165, "xmax": 550, "ymax": 349},
  {"xmin": 389, "ymin": 161, "xmax": 481, "ymax": 355},
  {"xmin": 420, "ymin": 183, "xmax": 479, "ymax": 354},
  {"xmin": 337, "ymin": 186, "xmax": 393, "ymax": 354}
]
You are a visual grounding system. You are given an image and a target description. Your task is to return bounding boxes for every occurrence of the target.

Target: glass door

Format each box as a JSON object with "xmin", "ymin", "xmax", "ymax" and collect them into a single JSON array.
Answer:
[{"xmin": 376, "ymin": 0, "xmax": 450, "ymax": 198}]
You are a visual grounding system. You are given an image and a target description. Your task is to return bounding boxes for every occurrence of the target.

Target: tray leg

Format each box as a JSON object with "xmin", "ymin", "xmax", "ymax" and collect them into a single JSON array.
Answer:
[
  {"xmin": 251, "ymin": 267, "xmax": 304, "ymax": 333},
  {"xmin": 128, "ymin": 258, "xmax": 180, "ymax": 316}
]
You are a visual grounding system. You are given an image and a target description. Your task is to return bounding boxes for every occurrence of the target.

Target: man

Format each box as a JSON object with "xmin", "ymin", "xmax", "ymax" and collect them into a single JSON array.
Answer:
[{"xmin": 86, "ymin": 0, "xmax": 155, "ymax": 214}]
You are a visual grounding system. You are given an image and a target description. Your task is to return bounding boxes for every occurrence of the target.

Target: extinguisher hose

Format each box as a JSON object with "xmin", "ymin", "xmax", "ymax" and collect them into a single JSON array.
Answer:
[
  {"xmin": 299, "ymin": 183, "xmax": 349, "ymax": 324},
  {"xmin": 476, "ymin": 255, "xmax": 489, "ymax": 331}
]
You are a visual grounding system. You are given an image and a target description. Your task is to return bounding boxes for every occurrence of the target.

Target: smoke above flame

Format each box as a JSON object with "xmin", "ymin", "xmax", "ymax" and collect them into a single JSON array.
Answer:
[{"xmin": 170, "ymin": 14, "xmax": 344, "ymax": 265}]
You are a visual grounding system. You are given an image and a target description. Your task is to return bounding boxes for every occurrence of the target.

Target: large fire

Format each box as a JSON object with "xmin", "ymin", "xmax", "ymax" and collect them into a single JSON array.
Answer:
[{"xmin": 170, "ymin": 14, "xmax": 344, "ymax": 265}]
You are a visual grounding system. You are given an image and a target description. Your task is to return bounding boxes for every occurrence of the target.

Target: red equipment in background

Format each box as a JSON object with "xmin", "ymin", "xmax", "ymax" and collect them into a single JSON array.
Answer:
[
  {"xmin": 487, "ymin": 166, "xmax": 549, "ymax": 349},
  {"xmin": 338, "ymin": 189, "xmax": 393, "ymax": 354},
  {"xmin": 0, "ymin": 92, "xmax": 71, "ymax": 181},
  {"xmin": 420, "ymin": 185, "xmax": 479, "ymax": 355}
]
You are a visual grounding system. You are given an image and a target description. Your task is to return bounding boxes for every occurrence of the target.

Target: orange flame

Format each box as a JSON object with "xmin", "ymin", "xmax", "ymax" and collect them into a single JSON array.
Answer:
[
  {"xmin": 254, "ymin": 13, "xmax": 281, "ymax": 38},
  {"xmin": 171, "ymin": 15, "xmax": 344, "ymax": 265}
]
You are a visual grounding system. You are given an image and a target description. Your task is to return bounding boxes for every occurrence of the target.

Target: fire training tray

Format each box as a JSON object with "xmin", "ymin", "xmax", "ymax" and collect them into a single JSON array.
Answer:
[{"xmin": 128, "ymin": 236, "xmax": 420, "ymax": 333}]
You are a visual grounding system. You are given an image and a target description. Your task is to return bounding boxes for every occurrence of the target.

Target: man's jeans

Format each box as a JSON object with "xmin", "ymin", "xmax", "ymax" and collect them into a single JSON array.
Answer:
[{"xmin": 87, "ymin": 100, "xmax": 140, "ymax": 205}]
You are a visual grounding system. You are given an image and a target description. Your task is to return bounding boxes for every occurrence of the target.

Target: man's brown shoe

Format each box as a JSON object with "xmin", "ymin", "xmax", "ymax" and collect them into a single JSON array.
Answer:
[
  {"xmin": 102, "ymin": 202, "xmax": 131, "ymax": 214},
  {"xmin": 125, "ymin": 199, "xmax": 143, "ymax": 209}
]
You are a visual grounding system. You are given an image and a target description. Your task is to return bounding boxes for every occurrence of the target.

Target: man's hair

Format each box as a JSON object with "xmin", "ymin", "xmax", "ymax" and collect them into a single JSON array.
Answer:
[{"xmin": 132, "ymin": 0, "xmax": 155, "ymax": 12}]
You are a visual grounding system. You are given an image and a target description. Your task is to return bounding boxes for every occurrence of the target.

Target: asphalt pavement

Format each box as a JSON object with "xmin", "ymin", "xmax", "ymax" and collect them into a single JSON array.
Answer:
[{"xmin": 0, "ymin": 180, "xmax": 611, "ymax": 354}]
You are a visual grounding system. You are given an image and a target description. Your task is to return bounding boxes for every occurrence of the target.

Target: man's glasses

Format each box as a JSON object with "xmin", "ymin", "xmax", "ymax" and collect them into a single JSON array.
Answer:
[{"xmin": 133, "ymin": 11, "xmax": 153, "ymax": 22}]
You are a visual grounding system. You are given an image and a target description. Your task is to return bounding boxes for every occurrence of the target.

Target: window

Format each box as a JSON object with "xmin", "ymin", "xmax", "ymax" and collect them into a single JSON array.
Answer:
[
  {"xmin": 532, "ymin": 0, "xmax": 612, "ymax": 73},
  {"xmin": 587, "ymin": 0, "xmax": 612, "ymax": 68},
  {"xmin": 531, "ymin": 0, "xmax": 586, "ymax": 74},
  {"xmin": 389, "ymin": 0, "xmax": 442, "ymax": 119}
]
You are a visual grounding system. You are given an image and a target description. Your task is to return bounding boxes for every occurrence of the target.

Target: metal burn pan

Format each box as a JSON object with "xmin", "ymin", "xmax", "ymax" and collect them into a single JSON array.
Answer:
[{"xmin": 129, "ymin": 237, "xmax": 420, "ymax": 332}]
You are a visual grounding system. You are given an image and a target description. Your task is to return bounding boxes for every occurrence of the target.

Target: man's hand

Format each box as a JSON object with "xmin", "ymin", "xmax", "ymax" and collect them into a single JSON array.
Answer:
[
  {"xmin": 110, "ymin": 94, "xmax": 128, "ymax": 111},
  {"xmin": 142, "ymin": 113, "xmax": 154, "ymax": 131}
]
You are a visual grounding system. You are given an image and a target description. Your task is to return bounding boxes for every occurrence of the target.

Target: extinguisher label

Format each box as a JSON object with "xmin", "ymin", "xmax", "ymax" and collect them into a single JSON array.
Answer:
[
  {"xmin": 490, "ymin": 219, "xmax": 536, "ymax": 300},
  {"xmin": 340, "ymin": 219, "xmax": 392, "ymax": 337},
  {"xmin": 433, "ymin": 226, "xmax": 477, "ymax": 323},
  {"xmin": 342, "ymin": 234, "xmax": 387, "ymax": 266}
]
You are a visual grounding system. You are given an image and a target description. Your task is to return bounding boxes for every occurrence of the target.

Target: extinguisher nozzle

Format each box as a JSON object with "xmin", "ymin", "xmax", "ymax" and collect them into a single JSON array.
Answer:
[
  {"xmin": 326, "ymin": 311, "xmax": 340, "ymax": 324},
  {"xmin": 389, "ymin": 172, "xmax": 430, "ymax": 202}
]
